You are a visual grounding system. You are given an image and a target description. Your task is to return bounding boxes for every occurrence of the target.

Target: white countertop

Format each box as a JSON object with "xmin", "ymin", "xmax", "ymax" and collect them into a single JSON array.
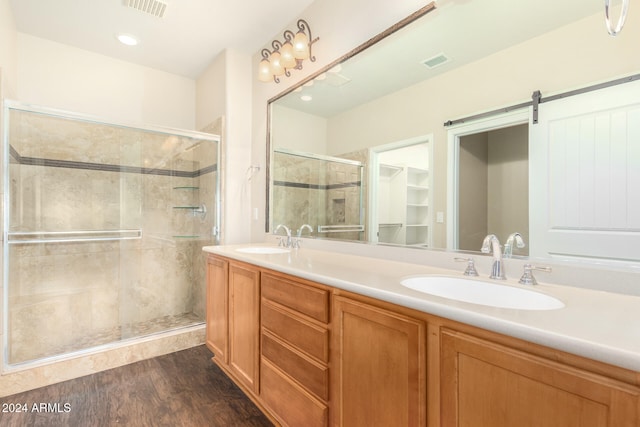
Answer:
[{"xmin": 203, "ymin": 243, "xmax": 640, "ymax": 372}]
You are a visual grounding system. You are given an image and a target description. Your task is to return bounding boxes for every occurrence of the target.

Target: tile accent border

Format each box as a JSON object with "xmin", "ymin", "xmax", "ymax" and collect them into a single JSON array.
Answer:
[{"xmin": 9, "ymin": 145, "xmax": 217, "ymax": 178}]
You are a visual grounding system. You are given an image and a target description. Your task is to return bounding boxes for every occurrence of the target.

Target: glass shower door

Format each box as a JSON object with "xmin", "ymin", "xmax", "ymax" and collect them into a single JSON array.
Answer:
[{"xmin": 3, "ymin": 102, "xmax": 220, "ymax": 367}]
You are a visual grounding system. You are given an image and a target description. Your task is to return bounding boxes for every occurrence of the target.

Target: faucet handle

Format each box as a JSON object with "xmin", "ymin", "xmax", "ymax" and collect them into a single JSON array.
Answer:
[
  {"xmin": 518, "ymin": 264, "xmax": 552, "ymax": 285},
  {"xmin": 454, "ymin": 257, "xmax": 479, "ymax": 277}
]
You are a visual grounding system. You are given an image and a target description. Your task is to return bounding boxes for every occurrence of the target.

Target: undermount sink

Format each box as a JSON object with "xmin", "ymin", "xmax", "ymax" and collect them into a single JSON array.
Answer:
[
  {"xmin": 400, "ymin": 276, "xmax": 564, "ymax": 310},
  {"xmin": 236, "ymin": 247, "xmax": 290, "ymax": 254}
]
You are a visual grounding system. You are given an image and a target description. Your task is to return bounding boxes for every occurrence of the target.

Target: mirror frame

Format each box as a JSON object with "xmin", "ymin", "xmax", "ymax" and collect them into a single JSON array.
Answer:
[{"xmin": 265, "ymin": 1, "xmax": 438, "ymax": 233}]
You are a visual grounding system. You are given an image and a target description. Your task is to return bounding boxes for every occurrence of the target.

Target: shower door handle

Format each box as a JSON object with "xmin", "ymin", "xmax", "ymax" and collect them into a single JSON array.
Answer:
[
  {"xmin": 192, "ymin": 203, "xmax": 207, "ymax": 220},
  {"xmin": 7, "ymin": 229, "xmax": 143, "ymax": 244}
]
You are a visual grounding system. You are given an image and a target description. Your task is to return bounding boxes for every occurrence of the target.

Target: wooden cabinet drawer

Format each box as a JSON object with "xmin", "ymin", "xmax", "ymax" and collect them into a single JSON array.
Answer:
[
  {"xmin": 262, "ymin": 300, "xmax": 329, "ymax": 363},
  {"xmin": 262, "ymin": 330, "xmax": 329, "ymax": 401},
  {"xmin": 262, "ymin": 273, "xmax": 329, "ymax": 323},
  {"xmin": 260, "ymin": 359, "xmax": 328, "ymax": 427}
]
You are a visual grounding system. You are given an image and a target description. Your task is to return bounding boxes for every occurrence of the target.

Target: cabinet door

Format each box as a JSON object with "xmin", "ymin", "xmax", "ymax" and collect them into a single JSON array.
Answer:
[
  {"xmin": 229, "ymin": 263, "xmax": 261, "ymax": 393},
  {"xmin": 205, "ymin": 256, "xmax": 228, "ymax": 364},
  {"xmin": 332, "ymin": 296, "xmax": 426, "ymax": 427},
  {"xmin": 441, "ymin": 329, "xmax": 640, "ymax": 427}
]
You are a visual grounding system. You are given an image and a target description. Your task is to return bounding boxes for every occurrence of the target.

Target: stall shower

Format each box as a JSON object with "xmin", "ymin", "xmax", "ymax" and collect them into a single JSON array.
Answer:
[
  {"xmin": 2, "ymin": 102, "xmax": 220, "ymax": 368},
  {"xmin": 271, "ymin": 148, "xmax": 364, "ymax": 241}
]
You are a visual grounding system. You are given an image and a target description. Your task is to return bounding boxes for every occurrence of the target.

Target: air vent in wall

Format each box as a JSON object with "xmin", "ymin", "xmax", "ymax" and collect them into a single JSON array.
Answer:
[
  {"xmin": 422, "ymin": 53, "xmax": 450, "ymax": 69},
  {"xmin": 125, "ymin": 0, "xmax": 167, "ymax": 18}
]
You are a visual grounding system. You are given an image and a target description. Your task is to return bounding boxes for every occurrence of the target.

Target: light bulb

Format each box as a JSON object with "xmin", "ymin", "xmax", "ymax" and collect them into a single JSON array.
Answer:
[
  {"xmin": 292, "ymin": 30, "xmax": 310, "ymax": 60},
  {"xmin": 258, "ymin": 58, "xmax": 272, "ymax": 82},
  {"xmin": 280, "ymin": 41, "xmax": 297, "ymax": 69},
  {"xmin": 270, "ymin": 51, "xmax": 285, "ymax": 76}
]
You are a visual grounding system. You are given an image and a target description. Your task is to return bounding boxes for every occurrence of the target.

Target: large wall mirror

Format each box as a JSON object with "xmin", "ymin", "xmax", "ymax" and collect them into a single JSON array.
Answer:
[{"xmin": 267, "ymin": 0, "xmax": 640, "ymax": 264}]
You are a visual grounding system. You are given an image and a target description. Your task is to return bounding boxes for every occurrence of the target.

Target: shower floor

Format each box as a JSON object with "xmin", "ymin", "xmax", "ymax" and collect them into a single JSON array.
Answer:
[{"xmin": 10, "ymin": 312, "xmax": 203, "ymax": 366}]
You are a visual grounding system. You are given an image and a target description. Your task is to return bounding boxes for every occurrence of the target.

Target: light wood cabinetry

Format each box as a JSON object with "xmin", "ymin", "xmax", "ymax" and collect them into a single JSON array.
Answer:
[
  {"xmin": 228, "ymin": 262, "xmax": 261, "ymax": 393},
  {"xmin": 440, "ymin": 328, "xmax": 640, "ymax": 427},
  {"xmin": 205, "ymin": 255, "xmax": 228, "ymax": 363},
  {"xmin": 205, "ymin": 256, "xmax": 261, "ymax": 395},
  {"xmin": 205, "ymin": 256, "xmax": 640, "ymax": 427},
  {"xmin": 260, "ymin": 272, "xmax": 330, "ymax": 427},
  {"xmin": 331, "ymin": 295, "xmax": 427, "ymax": 427}
]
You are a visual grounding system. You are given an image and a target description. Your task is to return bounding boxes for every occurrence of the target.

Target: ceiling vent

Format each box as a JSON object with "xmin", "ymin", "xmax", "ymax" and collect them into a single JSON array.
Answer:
[
  {"xmin": 323, "ymin": 73, "xmax": 352, "ymax": 88},
  {"xmin": 422, "ymin": 53, "xmax": 450, "ymax": 69},
  {"xmin": 124, "ymin": 0, "xmax": 167, "ymax": 18}
]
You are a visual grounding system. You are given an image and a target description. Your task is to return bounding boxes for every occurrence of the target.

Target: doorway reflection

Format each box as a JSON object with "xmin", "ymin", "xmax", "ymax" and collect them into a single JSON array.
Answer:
[{"xmin": 458, "ymin": 124, "xmax": 529, "ymax": 254}]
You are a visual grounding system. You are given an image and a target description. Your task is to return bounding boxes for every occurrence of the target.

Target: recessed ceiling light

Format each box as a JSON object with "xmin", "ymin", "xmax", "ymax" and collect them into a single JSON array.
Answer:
[
  {"xmin": 300, "ymin": 95, "xmax": 313, "ymax": 102},
  {"xmin": 117, "ymin": 34, "xmax": 139, "ymax": 46}
]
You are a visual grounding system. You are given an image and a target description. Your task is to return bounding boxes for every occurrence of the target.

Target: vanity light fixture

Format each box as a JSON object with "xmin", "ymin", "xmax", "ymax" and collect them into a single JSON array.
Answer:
[{"xmin": 258, "ymin": 19, "xmax": 318, "ymax": 83}]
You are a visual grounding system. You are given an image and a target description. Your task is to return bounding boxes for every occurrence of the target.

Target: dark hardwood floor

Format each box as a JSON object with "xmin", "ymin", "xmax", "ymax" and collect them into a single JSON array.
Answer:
[{"xmin": 0, "ymin": 345, "xmax": 273, "ymax": 427}]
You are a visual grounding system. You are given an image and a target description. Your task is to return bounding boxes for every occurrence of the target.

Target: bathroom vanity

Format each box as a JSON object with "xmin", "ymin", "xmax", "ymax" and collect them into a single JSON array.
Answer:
[{"xmin": 203, "ymin": 245, "xmax": 640, "ymax": 427}]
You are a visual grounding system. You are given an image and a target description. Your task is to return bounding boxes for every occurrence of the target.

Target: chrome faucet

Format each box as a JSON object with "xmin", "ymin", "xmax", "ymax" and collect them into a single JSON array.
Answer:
[
  {"xmin": 292, "ymin": 224, "xmax": 313, "ymax": 249},
  {"xmin": 273, "ymin": 224, "xmax": 292, "ymax": 248},
  {"xmin": 503, "ymin": 232, "xmax": 525, "ymax": 258},
  {"xmin": 297, "ymin": 224, "xmax": 313, "ymax": 238},
  {"xmin": 481, "ymin": 234, "xmax": 506, "ymax": 280}
]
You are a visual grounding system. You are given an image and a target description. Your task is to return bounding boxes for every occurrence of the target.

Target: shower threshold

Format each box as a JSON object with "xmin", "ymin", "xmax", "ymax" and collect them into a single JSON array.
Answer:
[{"xmin": 8, "ymin": 313, "xmax": 204, "ymax": 368}]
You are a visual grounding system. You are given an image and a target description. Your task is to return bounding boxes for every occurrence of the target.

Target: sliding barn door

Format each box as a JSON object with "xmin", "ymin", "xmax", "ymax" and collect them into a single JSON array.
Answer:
[{"xmin": 529, "ymin": 80, "xmax": 640, "ymax": 261}]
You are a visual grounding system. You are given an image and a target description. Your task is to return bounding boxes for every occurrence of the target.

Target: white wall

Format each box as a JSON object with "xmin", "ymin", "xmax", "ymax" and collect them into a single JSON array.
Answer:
[
  {"xmin": 377, "ymin": 144, "xmax": 429, "ymax": 170},
  {"xmin": 224, "ymin": 49, "xmax": 253, "ymax": 244},
  {"xmin": 0, "ymin": 0, "xmax": 17, "ymax": 97},
  {"xmin": 197, "ymin": 49, "xmax": 254, "ymax": 244},
  {"xmin": 16, "ymin": 34, "xmax": 196, "ymax": 129},
  {"xmin": 196, "ymin": 52, "xmax": 226, "ymax": 129},
  {"xmin": 272, "ymin": 104, "xmax": 327, "ymax": 153},
  {"xmin": 326, "ymin": 11, "xmax": 640, "ymax": 154}
]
